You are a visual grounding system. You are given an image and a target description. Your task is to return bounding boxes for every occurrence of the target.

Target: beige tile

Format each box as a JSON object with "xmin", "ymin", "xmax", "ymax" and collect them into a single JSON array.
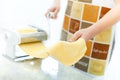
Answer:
[
  {"xmin": 66, "ymin": 1, "xmax": 73, "ymax": 15},
  {"xmin": 61, "ymin": 30, "xmax": 68, "ymax": 41},
  {"xmin": 67, "ymin": 33, "xmax": 73, "ymax": 41},
  {"xmin": 78, "ymin": 0, "xmax": 92, "ymax": 3},
  {"xmin": 81, "ymin": 21, "xmax": 93, "ymax": 29},
  {"xmin": 75, "ymin": 57, "xmax": 89, "ymax": 72},
  {"xmin": 71, "ymin": 2, "xmax": 83, "ymax": 19}
]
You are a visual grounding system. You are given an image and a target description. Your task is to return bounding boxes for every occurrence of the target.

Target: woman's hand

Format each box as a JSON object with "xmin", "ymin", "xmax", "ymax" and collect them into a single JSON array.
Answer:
[
  {"xmin": 45, "ymin": 0, "xmax": 60, "ymax": 19},
  {"xmin": 70, "ymin": 28, "xmax": 94, "ymax": 42}
]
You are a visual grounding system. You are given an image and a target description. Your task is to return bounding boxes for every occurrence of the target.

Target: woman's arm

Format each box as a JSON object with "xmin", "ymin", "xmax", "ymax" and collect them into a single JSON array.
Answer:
[{"xmin": 70, "ymin": 0, "xmax": 120, "ymax": 42}]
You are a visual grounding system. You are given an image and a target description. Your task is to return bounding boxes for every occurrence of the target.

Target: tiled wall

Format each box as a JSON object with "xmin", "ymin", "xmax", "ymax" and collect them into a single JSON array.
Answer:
[{"xmin": 61, "ymin": 0, "xmax": 113, "ymax": 76}]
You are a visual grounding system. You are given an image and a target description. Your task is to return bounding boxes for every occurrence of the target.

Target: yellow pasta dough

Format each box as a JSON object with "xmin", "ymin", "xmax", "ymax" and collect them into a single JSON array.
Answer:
[
  {"xmin": 48, "ymin": 38, "xmax": 87, "ymax": 66},
  {"xmin": 17, "ymin": 28, "xmax": 37, "ymax": 34},
  {"xmin": 19, "ymin": 42, "xmax": 48, "ymax": 58},
  {"xmin": 18, "ymin": 28, "xmax": 48, "ymax": 58},
  {"xmin": 17, "ymin": 28, "xmax": 87, "ymax": 65},
  {"xmin": 19, "ymin": 38, "xmax": 87, "ymax": 66}
]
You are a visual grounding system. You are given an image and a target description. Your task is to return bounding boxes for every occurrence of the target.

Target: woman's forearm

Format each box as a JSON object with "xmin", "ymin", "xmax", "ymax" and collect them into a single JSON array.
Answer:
[
  {"xmin": 87, "ymin": 4, "xmax": 120, "ymax": 39},
  {"xmin": 70, "ymin": 0, "xmax": 120, "ymax": 41}
]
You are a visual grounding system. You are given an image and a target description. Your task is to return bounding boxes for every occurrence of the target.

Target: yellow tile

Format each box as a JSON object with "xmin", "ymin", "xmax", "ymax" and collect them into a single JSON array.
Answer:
[
  {"xmin": 85, "ymin": 41, "xmax": 92, "ymax": 57},
  {"xmin": 89, "ymin": 59, "xmax": 106, "ymax": 76},
  {"xmin": 82, "ymin": 4, "xmax": 100, "ymax": 22},
  {"xmin": 94, "ymin": 27, "xmax": 112, "ymax": 43},
  {"xmin": 63, "ymin": 15, "xmax": 70, "ymax": 31}
]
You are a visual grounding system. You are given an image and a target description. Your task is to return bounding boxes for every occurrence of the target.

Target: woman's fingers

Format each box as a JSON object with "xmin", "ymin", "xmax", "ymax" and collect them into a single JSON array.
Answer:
[
  {"xmin": 45, "ymin": 7, "xmax": 60, "ymax": 19},
  {"xmin": 69, "ymin": 31, "xmax": 81, "ymax": 42}
]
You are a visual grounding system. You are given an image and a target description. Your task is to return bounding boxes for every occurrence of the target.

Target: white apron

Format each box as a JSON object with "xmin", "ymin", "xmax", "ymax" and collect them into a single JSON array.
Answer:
[
  {"xmin": 104, "ymin": 21, "xmax": 120, "ymax": 80},
  {"xmin": 92, "ymin": 0, "xmax": 120, "ymax": 80}
]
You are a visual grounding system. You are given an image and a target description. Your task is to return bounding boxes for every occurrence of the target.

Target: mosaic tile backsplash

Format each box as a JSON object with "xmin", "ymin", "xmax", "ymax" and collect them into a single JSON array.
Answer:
[{"xmin": 61, "ymin": 0, "xmax": 113, "ymax": 77}]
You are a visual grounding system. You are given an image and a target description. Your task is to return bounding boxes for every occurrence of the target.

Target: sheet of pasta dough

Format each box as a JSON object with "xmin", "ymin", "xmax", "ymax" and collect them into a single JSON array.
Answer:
[
  {"xmin": 18, "ymin": 28, "xmax": 48, "ymax": 58},
  {"xmin": 18, "ymin": 28, "xmax": 87, "ymax": 65},
  {"xmin": 19, "ymin": 42, "xmax": 48, "ymax": 58},
  {"xmin": 19, "ymin": 38, "xmax": 87, "ymax": 65},
  {"xmin": 48, "ymin": 38, "xmax": 87, "ymax": 66}
]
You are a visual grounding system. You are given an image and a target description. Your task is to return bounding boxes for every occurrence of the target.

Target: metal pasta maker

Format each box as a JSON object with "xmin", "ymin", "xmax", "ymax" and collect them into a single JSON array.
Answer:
[{"xmin": 2, "ymin": 25, "xmax": 47, "ymax": 62}]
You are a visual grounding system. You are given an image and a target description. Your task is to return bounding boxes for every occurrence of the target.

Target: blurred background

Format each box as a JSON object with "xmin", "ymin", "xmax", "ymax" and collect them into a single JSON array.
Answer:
[{"xmin": 0, "ymin": 0, "xmax": 67, "ymax": 53}]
